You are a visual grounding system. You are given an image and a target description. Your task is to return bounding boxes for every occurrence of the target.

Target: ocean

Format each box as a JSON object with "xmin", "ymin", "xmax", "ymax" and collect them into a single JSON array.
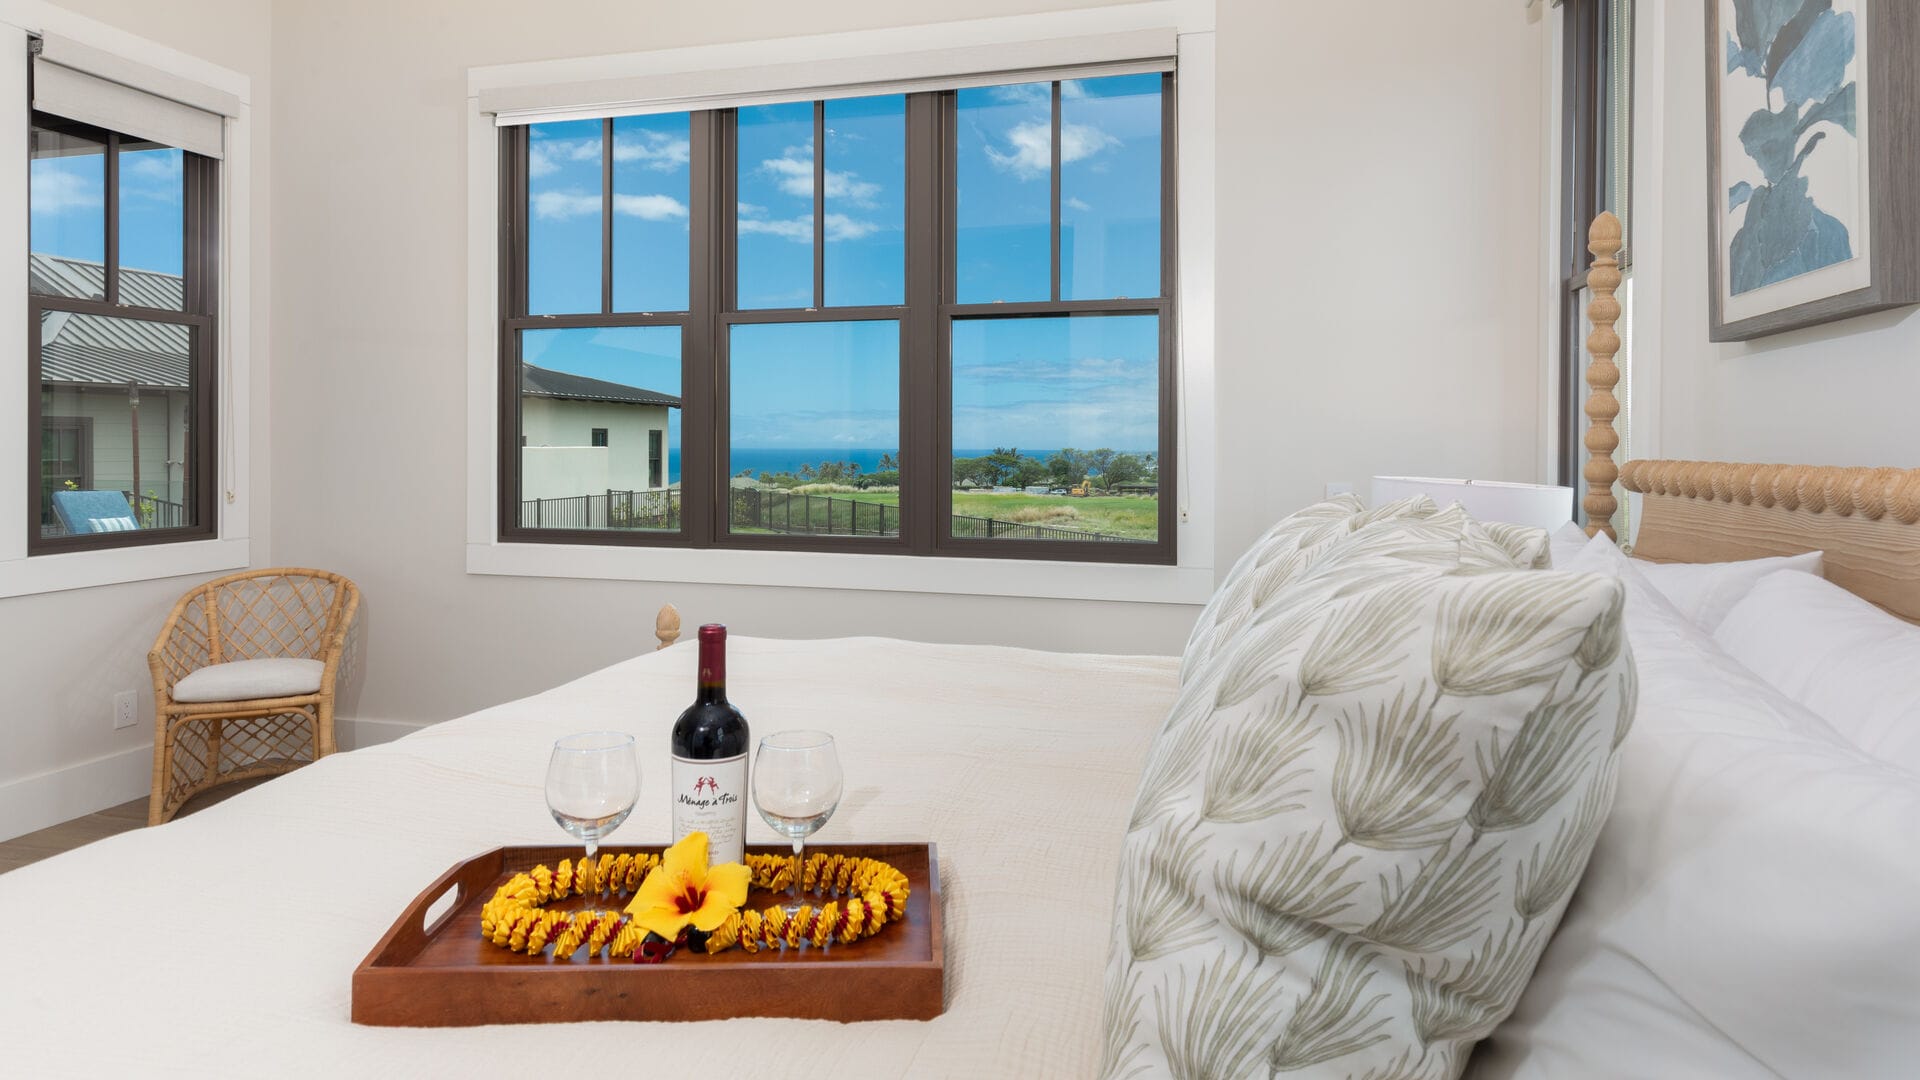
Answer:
[{"xmin": 705, "ymin": 447, "xmax": 1153, "ymax": 481}]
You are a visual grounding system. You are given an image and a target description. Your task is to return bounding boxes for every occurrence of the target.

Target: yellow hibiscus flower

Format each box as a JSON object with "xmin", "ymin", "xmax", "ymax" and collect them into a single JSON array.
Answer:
[{"xmin": 625, "ymin": 831, "xmax": 751, "ymax": 939}]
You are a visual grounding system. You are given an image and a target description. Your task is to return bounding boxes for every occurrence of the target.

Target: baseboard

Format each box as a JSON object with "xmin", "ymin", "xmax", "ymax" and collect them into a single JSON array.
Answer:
[
  {"xmin": 0, "ymin": 720, "xmax": 435, "ymax": 843},
  {"xmin": 0, "ymin": 744, "xmax": 153, "ymax": 843},
  {"xmin": 344, "ymin": 717, "xmax": 429, "ymax": 749}
]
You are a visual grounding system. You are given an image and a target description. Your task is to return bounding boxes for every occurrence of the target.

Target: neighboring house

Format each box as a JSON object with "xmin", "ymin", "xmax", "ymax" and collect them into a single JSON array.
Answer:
[
  {"xmin": 33, "ymin": 253, "xmax": 191, "ymax": 529},
  {"xmin": 520, "ymin": 362, "xmax": 679, "ymax": 502}
]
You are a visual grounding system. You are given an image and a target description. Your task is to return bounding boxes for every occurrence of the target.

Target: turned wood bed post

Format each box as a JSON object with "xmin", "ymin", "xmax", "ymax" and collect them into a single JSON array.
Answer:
[
  {"xmin": 1583, "ymin": 212, "xmax": 1625, "ymax": 539},
  {"xmin": 655, "ymin": 603, "xmax": 682, "ymax": 649}
]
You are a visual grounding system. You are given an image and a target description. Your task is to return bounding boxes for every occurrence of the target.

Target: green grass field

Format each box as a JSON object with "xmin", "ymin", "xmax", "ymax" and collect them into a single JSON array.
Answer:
[{"xmin": 825, "ymin": 489, "xmax": 1159, "ymax": 541}]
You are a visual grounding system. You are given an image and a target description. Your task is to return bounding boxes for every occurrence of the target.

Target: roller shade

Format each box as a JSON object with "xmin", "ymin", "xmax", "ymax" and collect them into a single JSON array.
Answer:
[
  {"xmin": 482, "ymin": 28, "xmax": 1175, "ymax": 126},
  {"xmin": 32, "ymin": 35, "xmax": 232, "ymax": 158}
]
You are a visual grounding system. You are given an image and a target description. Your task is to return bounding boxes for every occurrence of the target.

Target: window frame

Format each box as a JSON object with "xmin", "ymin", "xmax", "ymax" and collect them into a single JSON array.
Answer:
[
  {"xmin": 25, "ymin": 110, "xmax": 220, "ymax": 556},
  {"xmin": 1556, "ymin": 0, "xmax": 1631, "ymax": 494},
  {"xmin": 494, "ymin": 76, "xmax": 1178, "ymax": 566}
]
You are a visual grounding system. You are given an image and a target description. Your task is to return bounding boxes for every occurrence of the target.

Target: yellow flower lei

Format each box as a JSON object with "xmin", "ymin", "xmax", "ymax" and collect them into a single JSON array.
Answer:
[{"xmin": 478, "ymin": 850, "xmax": 910, "ymax": 960}]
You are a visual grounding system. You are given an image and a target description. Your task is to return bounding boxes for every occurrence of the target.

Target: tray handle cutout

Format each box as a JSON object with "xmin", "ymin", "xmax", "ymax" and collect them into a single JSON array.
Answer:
[{"xmin": 422, "ymin": 881, "xmax": 462, "ymax": 937}]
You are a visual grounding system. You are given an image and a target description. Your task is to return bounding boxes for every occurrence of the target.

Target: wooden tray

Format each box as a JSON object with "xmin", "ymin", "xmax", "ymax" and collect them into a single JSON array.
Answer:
[{"xmin": 352, "ymin": 842, "xmax": 943, "ymax": 1026}]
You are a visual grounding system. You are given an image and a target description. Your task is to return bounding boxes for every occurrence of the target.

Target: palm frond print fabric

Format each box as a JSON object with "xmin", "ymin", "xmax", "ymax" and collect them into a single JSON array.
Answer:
[{"xmin": 1105, "ymin": 498, "xmax": 1635, "ymax": 1080}]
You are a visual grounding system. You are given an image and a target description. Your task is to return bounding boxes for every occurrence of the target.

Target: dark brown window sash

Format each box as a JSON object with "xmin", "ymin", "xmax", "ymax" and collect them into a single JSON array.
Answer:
[
  {"xmin": 27, "ymin": 112, "xmax": 219, "ymax": 556},
  {"xmin": 498, "ymin": 73, "xmax": 1178, "ymax": 566}
]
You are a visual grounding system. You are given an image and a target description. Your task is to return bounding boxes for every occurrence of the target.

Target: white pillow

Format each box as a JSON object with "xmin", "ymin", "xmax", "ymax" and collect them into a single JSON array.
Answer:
[
  {"xmin": 1715, "ymin": 569, "xmax": 1920, "ymax": 774},
  {"xmin": 1633, "ymin": 549, "xmax": 1823, "ymax": 631},
  {"xmin": 1473, "ymin": 535, "xmax": 1920, "ymax": 1078},
  {"xmin": 1546, "ymin": 521, "xmax": 1589, "ymax": 570},
  {"xmin": 172, "ymin": 657, "xmax": 325, "ymax": 703}
]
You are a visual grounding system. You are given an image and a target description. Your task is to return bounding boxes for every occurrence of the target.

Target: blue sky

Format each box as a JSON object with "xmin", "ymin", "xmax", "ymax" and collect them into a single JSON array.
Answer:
[
  {"xmin": 31, "ymin": 133, "xmax": 184, "ymax": 297},
  {"xmin": 517, "ymin": 76, "xmax": 1163, "ymax": 454}
]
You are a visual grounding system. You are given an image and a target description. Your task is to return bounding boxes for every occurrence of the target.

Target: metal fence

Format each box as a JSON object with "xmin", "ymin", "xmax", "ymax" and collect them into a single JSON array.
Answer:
[
  {"xmin": 520, "ymin": 487, "xmax": 1145, "ymax": 544},
  {"xmin": 520, "ymin": 489, "xmax": 681, "ymax": 531},
  {"xmin": 950, "ymin": 512, "xmax": 1143, "ymax": 543},
  {"xmin": 731, "ymin": 489, "xmax": 898, "ymax": 536}
]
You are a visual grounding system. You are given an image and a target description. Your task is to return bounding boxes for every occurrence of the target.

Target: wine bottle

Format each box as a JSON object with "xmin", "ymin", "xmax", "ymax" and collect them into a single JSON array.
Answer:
[{"xmin": 670, "ymin": 624, "xmax": 750, "ymax": 865}]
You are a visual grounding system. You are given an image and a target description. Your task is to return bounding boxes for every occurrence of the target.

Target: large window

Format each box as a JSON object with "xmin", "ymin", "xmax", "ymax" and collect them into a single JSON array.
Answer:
[
  {"xmin": 28, "ymin": 112, "xmax": 218, "ymax": 551},
  {"xmin": 1559, "ymin": 0, "xmax": 1633, "ymax": 531},
  {"xmin": 498, "ymin": 69, "xmax": 1175, "ymax": 563}
]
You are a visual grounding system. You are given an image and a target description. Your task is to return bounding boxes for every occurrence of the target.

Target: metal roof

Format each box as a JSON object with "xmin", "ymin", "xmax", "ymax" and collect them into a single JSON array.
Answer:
[
  {"xmin": 30, "ymin": 253, "xmax": 185, "ymax": 309},
  {"xmin": 522, "ymin": 363, "xmax": 681, "ymax": 408},
  {"xmin": 29, "ymin": 255, "xmax": 682, "ymax": 409},
  {"xmin": 33, "ymin": 255, "xmax": 190, "ymax": 390}
]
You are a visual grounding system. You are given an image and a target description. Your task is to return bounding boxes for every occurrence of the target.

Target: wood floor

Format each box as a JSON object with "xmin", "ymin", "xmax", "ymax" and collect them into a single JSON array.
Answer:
[{"xmin": 0, "ymin": 776, "xmax": 272, "ymax": 875}]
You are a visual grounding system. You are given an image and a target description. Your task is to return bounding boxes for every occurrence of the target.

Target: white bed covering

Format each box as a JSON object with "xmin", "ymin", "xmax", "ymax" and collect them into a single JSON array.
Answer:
[{"xmin": 0, "ymin": 637, "xmax": 1179, "ymax": 1078}]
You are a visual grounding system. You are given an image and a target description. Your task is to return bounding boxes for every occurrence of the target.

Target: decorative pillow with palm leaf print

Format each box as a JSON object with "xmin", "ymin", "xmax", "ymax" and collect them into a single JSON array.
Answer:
[
  {"xmin": 1106, "ymin": 519, "xmax": 1633, "ymax": 1080},
  {"xmin": 1180, "ymin": 495, "xmax": 1438, "ymax": 685}
]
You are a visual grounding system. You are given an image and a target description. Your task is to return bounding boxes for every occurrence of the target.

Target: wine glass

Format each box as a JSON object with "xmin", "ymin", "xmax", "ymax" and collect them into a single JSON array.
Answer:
[
  {"xmin": 753, "ymin": 731, "xmax": 843, "ymax": 913},
  {"xmin": 546, "ymin": 731, "xmax": 639, "ymax": 864}
]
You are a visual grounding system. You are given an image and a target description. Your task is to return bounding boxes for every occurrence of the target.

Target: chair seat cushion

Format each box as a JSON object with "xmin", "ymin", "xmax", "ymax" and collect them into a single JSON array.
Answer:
[{"xmin": 172, "ymin": 658, "xmax": 325, "ymax": 703}]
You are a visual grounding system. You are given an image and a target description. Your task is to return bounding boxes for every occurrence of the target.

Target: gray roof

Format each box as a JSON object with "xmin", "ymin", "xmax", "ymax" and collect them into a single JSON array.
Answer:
[
  {"xmin": 33, "ymin": 255, "xmax": 191, "ymax": 390},
  {"xmin": 522, "ymin": 363, "xmax": 681, "ymax": 408},
  {"xmin": 29, "ymin": 254, "xmax": 682, "ymax": 408}
]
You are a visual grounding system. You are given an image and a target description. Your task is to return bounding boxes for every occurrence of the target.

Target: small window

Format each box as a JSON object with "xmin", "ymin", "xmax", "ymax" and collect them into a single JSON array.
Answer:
[
  {"xmin": 649, "ymin": 429, "xmax": 664, "ymax": 489},
  {"xmin": 29, "ymin": 112, "xmax": 218, "ymax": 552},
  {"xmin": 591, "ymin": 428, "xmax": 609, "ymax": 447}
]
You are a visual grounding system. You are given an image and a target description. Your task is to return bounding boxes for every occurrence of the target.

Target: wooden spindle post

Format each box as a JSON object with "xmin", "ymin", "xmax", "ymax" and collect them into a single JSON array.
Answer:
[{"xmin": 1584, "ymin": 212, "xmax": 1624, "ymax": 539}]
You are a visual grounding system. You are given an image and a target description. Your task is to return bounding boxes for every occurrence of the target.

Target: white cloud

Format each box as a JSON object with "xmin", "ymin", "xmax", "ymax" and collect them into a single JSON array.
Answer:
[
  {"xmin": 956, "ymin": 356, "xmax": 1150, "ymax": 385},
  {"xmin": 988, "ymin": 83, "xmax": 1049, "ymax": 105},
  {"xmin": 124, "ymin": 151, "xmax": 182, "ymax": 182},
  {"xmin": 30, "ymin": 166, "xmax": 102, "ymax": 213},
  {"xmin": 824, "ymin": 213, "xmax": 880, "ymax": 241},
  {"xmin": 1065, "ymin": 196, "xmax": 1094, "ymax": 212},
  {"xmin": 738, "ymin": 201, "xmax": 767, "ymax": 216},
  {"xmin": 530, "ymin": 190, "xmax": 600, "ymax": 220},
  {"xmin": 612, "ymin": 131, "xmax": 689, "ymax": 172},
  {"xmin": 735, "ymin": 212, "xmax": 884, "ymax": 243},
  {"xmin": 732, "ymin": 406, "xmax": 901, "ymax": 447},
  {"xmin": 736, "ymin": 215, "xmax": 813, "ymax": 242},
  {"xmin": 527, "ymin": 136, "xmax": 602, "ymax": 179},
  {"xmin": 614, "ymin": 193, "xmax": 688, "ymax": 221},
  {"xmin": 983, "ymin": 121, "xmax": 1117, "ymax": 180},
  {"xmin": 759, "ymin": 145, "xmax": 882, "ymax": 205}
]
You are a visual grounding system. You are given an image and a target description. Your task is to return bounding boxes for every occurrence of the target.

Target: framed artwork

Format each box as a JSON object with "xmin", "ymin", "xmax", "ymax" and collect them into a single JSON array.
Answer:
[{"xmin": 1707, "ymin": 0, "xmax": 1920, "ymax": 342}]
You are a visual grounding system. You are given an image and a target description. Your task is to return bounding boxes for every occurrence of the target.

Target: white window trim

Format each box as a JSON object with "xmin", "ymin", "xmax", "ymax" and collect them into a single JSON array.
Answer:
[
  {"xmin": 0, "ymin": 0, "xmax": 252, "ymax": 598},
  {"xmin": 464, "ymin": 1, "xmax": 1218, "ymax": 605}
]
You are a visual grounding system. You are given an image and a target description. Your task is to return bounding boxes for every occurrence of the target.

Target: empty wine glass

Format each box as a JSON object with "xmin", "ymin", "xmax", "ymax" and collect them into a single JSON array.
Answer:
[
  {"xmin": 546, "ymin": 731, "xmax": 639, "ymax": 864},
  {"xmin": 753, "ymin": 731, "xmax": 843, "ymax": 913}
]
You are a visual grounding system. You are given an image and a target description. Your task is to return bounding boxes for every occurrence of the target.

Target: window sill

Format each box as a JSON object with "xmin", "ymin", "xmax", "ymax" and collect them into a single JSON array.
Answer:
[
  {"xmin": 0, "ymin": 537, "xmax": 249, "ymax": 599},
  {"xmin": 466, "ymin": 540, "xmax": 1212, "ymax": 605}
]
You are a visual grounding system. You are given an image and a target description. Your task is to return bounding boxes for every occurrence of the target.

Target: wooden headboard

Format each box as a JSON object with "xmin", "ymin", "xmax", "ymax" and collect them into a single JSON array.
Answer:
[{"xmin": 1580, "ymin": 212, "xmax": 1920, "ymax": 622}]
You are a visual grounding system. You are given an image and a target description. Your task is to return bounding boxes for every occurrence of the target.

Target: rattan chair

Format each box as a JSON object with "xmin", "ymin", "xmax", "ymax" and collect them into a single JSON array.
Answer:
[{"xmin": 146, "ymin": 568, "xmax": 361, "ymax": 825}]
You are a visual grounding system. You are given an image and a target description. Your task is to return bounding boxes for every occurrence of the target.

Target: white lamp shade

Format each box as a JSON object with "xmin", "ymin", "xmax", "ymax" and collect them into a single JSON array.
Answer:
[{"xmin": 1371, "ymin": 476, "xmax": 1574, "ymax": 531}]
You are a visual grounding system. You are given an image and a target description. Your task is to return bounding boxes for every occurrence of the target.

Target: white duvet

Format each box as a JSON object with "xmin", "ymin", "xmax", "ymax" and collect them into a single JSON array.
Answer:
[{"xmin": 0, "ymin": 637, "xmax": 1179, "ymax": 1079}]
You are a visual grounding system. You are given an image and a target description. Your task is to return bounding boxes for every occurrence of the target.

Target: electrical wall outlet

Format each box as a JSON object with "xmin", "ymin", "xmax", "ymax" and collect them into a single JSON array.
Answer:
[
  {"xmin": 113, "ymin": 690, "xmax": 138, "ymax": 730},
  {"xmin": 1325, "ymin": 481, "xmax": 1354, "ymax": 498}
]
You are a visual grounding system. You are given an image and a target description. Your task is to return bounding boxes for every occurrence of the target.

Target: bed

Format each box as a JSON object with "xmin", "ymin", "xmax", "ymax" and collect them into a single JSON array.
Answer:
[
  {"xmin": 6, "ymin": 213, "xmax": 1919, "ymax": 1076},
  {"xmin": 0, "ymin": 637, "xmax": 1179, "ymax": 1075}
]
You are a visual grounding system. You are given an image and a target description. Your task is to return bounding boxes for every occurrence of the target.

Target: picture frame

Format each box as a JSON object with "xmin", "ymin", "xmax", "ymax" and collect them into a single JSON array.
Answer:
[{"xmin": 1707, "ymin": 0, "xmax": 1920, "ymax": 342}]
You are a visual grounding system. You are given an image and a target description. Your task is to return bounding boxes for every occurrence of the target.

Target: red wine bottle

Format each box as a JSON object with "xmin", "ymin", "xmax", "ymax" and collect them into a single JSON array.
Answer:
[{"xmin": 671, "ymin": 624, "xmax": 750, "ymax": 864}]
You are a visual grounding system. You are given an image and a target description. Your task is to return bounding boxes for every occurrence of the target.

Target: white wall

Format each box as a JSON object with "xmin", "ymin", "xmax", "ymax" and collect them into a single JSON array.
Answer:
[
  {"xmin": 521, "ymin": 396, "xmax": 668, "ymax": 496},
  {"xmin": 1214, "ymin": 0, "xmax": 1547, "ymax": 561},
  {"xmin": 1644, "ymin": 1, "xmax": 1920, "ymax": 467},
  {"xmin": 0, "ymin": 0, "xmax": 271, "ymax": 839},
  {"xmin": 268, "ymin": 0, "xmax": 1547, "ymax": 734}
]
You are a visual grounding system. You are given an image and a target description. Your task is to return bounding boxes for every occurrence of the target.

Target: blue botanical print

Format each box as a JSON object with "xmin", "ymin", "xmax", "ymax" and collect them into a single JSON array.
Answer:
[{"xmin": 1726, "ymin": 0, "xmax": 1858, "ymax": 294}]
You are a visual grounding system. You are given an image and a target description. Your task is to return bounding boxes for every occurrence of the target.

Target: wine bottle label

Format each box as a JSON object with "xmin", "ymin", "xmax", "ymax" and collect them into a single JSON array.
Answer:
[{"xmin": 670, "ymin": 752, "xmax": 748, "ymax": 865}]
